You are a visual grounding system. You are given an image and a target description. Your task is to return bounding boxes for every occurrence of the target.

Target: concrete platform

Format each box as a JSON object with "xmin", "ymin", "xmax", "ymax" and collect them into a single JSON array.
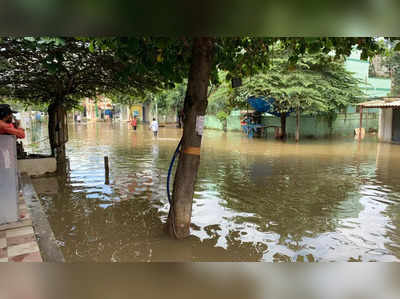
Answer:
[{"xmin": 17, "ymin": 157, "xmax": 57, "ymax": 177}]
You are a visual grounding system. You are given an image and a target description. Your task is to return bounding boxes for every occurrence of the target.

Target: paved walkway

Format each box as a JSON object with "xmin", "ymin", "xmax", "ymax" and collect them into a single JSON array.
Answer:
[{"xmin": 0, "ymin": 193, "xmax": 42, "ymax": 262}]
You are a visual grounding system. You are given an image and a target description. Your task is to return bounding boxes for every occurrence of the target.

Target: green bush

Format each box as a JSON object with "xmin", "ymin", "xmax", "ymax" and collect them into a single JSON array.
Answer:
[{"xmin": 216, "ymin": 111, "xmax": 229, "ymax": 122}]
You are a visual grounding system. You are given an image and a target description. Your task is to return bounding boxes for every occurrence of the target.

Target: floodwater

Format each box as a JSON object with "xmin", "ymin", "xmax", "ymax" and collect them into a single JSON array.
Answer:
[{"xmin": 26, "ymin": 122, "xmax": 400, "ymax": 262}]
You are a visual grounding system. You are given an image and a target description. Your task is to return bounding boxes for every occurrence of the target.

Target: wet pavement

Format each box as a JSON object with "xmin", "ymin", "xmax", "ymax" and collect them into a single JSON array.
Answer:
[
  {"xmin": 0, "ymin": 193, "xmax": 42, "ymax": 262},
  {"xmin": 26, "ymin": 121, "xmax": 400, "ymax": 262}
]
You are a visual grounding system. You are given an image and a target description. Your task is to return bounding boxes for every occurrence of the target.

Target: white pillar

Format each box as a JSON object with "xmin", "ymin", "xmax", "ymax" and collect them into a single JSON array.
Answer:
[
  {"xmin": 125, "ymin": 105, "xmax": 130, "ymax": 121},
  {"xmin": 379, "ymin": 108, "xmax": 393, "ymax": 142},
  {"xmin": 0, "ymin": 135, "xmax": 19, "ymax": 224}
]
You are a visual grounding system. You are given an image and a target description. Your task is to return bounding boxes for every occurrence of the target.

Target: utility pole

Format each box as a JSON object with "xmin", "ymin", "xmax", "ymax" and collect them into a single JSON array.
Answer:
[{"xmin": 155, "ymin": 97, "xmax": 158, "ymax": 121}]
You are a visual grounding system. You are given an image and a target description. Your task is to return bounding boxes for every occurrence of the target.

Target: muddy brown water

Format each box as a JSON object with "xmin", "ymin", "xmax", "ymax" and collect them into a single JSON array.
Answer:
[{"xmin": 26, "ymin": 122, "xmax": 400, "ymax": 262}]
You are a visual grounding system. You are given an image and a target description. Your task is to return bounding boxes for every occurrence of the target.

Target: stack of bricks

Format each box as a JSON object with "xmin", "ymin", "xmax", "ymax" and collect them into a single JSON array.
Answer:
[{"xmin": 0, "ymin": 193, "xmax": 42, "ymax": 262}]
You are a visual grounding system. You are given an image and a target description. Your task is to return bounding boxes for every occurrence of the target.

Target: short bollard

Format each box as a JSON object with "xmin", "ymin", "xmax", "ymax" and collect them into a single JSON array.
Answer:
[{"xmin": 104, "ymin": 156, "xmax": 110, "ymax": 185}]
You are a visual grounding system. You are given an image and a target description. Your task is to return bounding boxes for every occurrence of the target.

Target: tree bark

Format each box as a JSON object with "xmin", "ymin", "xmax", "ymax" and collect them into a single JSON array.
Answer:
[
  {"xmin": 167, "ymin": 37, "xmax": 214, "ymax": 239},
  {"xmin": 48, "ymin": 102, "xmax": 57, "ymax": 157},
  {"xmin": 280, "ymin": 113, "xmax": 287, "ymax": 140},
  {"xmin": 295, "ymin": 108, "xmax": 300, "ymax": 143},
  {"xmin": 48, "ymin": 100, "xmax": 68, "ymax": 172}
]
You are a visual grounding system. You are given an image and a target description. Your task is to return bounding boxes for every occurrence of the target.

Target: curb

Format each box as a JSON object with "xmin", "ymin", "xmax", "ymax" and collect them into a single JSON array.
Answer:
[{"xmin": 21, "ymin": 175, "xmax": 65, "ymax": 262}]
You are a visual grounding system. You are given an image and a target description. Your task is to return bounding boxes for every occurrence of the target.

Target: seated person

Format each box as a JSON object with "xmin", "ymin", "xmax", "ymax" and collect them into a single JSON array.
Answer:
[{"xmin": 0, "ymin": 104, "xmax": 25, "ymax": 139}]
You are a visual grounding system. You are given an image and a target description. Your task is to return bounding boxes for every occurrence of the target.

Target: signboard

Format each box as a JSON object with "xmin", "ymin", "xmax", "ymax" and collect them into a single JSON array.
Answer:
[{"xmin": 196, "ymin": 115, "xmax": 205, "ymax": 136}]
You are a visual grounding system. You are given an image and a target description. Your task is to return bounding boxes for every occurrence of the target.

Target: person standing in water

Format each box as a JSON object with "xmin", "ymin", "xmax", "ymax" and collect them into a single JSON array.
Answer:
[
  {"xmin": 131, "ymin": 116, "xmax": 137, "ymax": 131},
  {"xmin": 150, "ymin": 118, "xmax": 158, "ymax": 137}
]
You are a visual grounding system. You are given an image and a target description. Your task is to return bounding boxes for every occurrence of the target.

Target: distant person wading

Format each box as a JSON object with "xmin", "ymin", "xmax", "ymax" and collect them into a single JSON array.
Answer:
[
  {"xmin": 131, "ymin": 116, "xmax": 137, "ymax": 131},
  {"xmin": 150, "ymin": 118, "xmax": 158, "ymax": 137}
]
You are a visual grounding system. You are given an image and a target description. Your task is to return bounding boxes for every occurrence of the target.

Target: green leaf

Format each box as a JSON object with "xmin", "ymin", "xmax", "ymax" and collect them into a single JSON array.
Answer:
[
  {"xmin": 54, "ymin": 38, "xmax": 66, "ymax": 46},
  {"xmin": 45, "ymin": 63, "xmax": 58, "ymax": 74},
  {"xmin": 394, "ymin": 42, "xmax": 400, "ymax": 52},
  {"xmin": 360, "ymin": 50, "xmax": 368, "ymax": 61},
  {"xmin": 89, "ymin": 41, "xmax": 95, "ymax": 53},
  {"xmin": 24, "ymin": 37, "xmax": 35, "ymax": 42}
]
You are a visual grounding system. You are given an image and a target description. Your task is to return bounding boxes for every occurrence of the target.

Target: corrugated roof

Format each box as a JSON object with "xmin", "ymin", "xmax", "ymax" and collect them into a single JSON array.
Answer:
[{"xmin": 358, "ymin": 97, "xmax": 400, "ymax": 108}]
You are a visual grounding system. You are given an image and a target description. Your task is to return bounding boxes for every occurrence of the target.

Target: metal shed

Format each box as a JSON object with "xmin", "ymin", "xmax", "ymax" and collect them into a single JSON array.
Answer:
[{"xmin": 358, "ymin": 97, "xmax": 400, "ymax": 143}]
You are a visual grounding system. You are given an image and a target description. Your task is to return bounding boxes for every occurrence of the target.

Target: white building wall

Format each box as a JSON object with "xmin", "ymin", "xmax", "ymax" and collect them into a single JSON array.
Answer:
[
  {"xmin": 144, "ymin": 102, "xmax": 151, "ymax": 123},
  {"xmin": 160, "ymin": 113, "xmax": 177, "ymax": 123},
  {"xmin": 119, "ymin": 105, "xmax": 130, "ymax": 122},
  {"xmin": 378, "ymin": 108, "xmax": 393, "ymax": 142}
]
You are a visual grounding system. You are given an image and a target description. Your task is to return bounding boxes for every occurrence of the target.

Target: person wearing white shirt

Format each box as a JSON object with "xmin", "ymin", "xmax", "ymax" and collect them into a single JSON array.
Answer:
[
  {"xmin": 150, "ymin": 118, "xmax": 158, "ymax": 137},
  {"xmin": 14, "ymin": 112, "xmax": 21, "ymax": 121},
  {"xmin": 14, "ymin": 112, "xmax": 22, "ymax": 128}
]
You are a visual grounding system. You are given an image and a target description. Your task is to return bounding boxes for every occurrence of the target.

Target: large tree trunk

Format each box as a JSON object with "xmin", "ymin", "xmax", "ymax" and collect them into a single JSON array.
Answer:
[
  {"xmin": 48, "ymin": 103, "xmax": 57, "ymax": 157},
  {"xmin": 280, "ymin": 113, "xmax": 287, "ymax": 140},
  {"xmin": 167, "ymin": 37, "xmax": 214, "ymax": 239},
  {"xmin": 48, "ymin": 100, "xmax": 68, "ymax": 173}
]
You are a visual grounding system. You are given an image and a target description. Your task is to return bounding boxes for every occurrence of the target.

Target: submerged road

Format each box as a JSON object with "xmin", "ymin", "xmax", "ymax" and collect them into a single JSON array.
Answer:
[{"xmin": 26, "ymin": 121, "xmax": 400, "ymax": 262}]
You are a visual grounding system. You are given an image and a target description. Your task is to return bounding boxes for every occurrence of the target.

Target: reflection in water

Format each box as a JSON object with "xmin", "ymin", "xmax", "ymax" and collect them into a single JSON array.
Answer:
[{"xmin": 27, "ymin": 122, "xmax": 400, "ymax": 262}]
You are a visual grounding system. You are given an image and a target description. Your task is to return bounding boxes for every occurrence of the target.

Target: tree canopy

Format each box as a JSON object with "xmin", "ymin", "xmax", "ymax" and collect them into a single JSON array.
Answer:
[
  {"xmin": 0, "ymin": 37, "xmax": 161, "ymax": 108},
  {"xmin": 0, "ymin": 37, "xmax": 385, "ymax": 109},
  {"xmin": 95, "ymin": 37, "xmax": 384, "ymax": 85},
  {"xmin": 382, "ymin": 40, "xmax": 400, "ymax": 96},
  {"xmin": 205, "ymin": 47, "xmax": 365, "ymax": 132},
  {"xmin": 236, "ymin": 49, "xmax": 364, "ymax": 116},
  {"xmin": 155, "ymin": 83, "xmax": 186, "ymax": 117}
]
